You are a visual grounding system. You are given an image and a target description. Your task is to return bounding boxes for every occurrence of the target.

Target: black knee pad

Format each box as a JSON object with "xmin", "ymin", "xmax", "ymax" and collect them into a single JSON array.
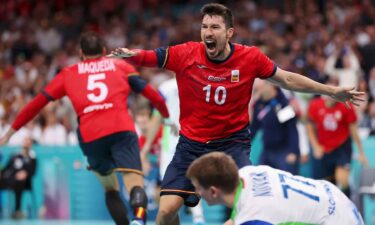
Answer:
[{"xmin": 130, "ymin": 186, "xmax": 148, "ymax": 209}]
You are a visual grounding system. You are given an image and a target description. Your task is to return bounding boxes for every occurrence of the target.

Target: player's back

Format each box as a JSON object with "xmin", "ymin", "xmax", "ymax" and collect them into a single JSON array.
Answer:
[
  {"xmin": 235, "ymin": 166, "xmax": 363, "ymax": 225},
  {"xmin": 46, "ymin": 57, "xmax": 136, "ymax": 142}
]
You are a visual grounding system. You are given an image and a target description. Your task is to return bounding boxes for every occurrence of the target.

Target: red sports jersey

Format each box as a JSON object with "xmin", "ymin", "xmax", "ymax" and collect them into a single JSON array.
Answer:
[
  {"xmin": 44, "ymin": 57, "xmax": 137, "ymax": 142},
  {"xmin": 307, "ymin": 97, "xmax": 357, "ymax": 153},
  {"xmin": 159, "ymin": 42, "xmax": 276, "ymax": 142}
]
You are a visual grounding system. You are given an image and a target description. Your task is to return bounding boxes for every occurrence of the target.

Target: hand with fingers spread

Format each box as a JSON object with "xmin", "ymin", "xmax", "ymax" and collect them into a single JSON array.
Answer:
[
  {"xmin": 107, "ymin": 48, "xmax": 139, "ymax": 58},
  {"xmin": 330, "ymin": 86, "xmax": 366, "ymax": 108}
]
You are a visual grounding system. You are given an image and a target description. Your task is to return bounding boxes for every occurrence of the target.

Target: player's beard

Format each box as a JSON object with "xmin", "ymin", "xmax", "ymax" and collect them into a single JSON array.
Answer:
[{"xmin": 205, "ymin": 36, "xmax": 229, "ymax": 60}]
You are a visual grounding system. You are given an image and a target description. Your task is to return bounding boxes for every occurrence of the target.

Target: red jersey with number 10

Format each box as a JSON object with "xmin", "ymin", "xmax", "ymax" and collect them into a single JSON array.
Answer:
[
  {"xmin": 44, "ymin": 57, "xmax": 137, "ymax": 142},
  {"xmin": 159, "ymin": 42, "xmax": 276, "ymax": 142}
]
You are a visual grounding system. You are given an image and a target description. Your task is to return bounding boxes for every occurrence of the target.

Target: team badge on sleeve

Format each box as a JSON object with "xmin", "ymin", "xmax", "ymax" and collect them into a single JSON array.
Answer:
[{"xmin": 231, "ymin": 70, "xmax": 240, "ymax": 82}]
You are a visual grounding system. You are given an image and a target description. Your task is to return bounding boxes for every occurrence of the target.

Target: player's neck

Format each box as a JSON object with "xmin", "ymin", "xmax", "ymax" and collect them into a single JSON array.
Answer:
[
  {"xmin": 207, "ymin": 42, "xmax": 233, "ymax": 62},
  {"xmin": 83, "ymin": 54, "xmax": 103, "ymax": 60},
  {"xmin": 222, "ymin": 187, "xmax": 238, "ymax": 208}
]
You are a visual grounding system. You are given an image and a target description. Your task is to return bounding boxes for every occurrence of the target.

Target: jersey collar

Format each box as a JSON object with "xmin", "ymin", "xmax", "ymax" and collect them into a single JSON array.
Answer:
[
  {"xmin": 206, "ymin": 42, "xmax": 235, "ymax": 64},
  {"xmin": 230, "ymin": 179, "xmax": 243, "ymax": 220}
]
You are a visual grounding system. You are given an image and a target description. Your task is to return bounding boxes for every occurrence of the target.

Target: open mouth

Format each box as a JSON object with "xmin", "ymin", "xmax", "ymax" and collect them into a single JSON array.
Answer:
[{"xmin": 205, "ymin": 40, "xmax": 216, "ymax": 50}]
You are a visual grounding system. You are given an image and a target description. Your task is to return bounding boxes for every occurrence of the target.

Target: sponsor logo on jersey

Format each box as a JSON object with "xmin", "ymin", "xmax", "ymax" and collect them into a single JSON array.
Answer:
[
  {"xmin": 231, "ymin": 70, "xmax": 240, "ymax": 82},
  {"xmin": 208, "ymin": 75, "xmax": 226, "ymax": 82},
  {"xmin": 83, "ymin": 103, "xmax": 113, "ymax": 114}
]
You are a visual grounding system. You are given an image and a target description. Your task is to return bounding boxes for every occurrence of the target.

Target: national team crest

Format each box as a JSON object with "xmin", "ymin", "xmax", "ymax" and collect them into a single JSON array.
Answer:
[{"xmin": 231, "ymin": 70, "xmax": 240, "ymax": 82}]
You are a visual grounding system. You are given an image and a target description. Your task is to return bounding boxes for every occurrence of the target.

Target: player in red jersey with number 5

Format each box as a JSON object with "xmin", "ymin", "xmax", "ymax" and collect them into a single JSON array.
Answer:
[
  {"xmin": 0, "ymin": 32, "xmax": 171, "ymax": 225},
  {"xmin": 109, "ymin": 3, "xmax": 365, "ymax": 225}
]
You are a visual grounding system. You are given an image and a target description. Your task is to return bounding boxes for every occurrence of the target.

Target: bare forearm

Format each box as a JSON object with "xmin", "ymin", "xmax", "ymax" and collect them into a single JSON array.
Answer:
[
  {"xmin": 270, "ymin": 69, "xmax": 336, "ymax": 96},
  {"xmin": 306, "ymin": 122, "xmax": 319, "ymax": 148},
  {"xmin": 349, "ymin": 123, "xmax": 365, "ymax": 153}
]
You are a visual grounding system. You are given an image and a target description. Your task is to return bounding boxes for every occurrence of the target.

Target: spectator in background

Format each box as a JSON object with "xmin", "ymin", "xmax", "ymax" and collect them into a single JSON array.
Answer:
[
  {"xmin": 306, "ymin": 77, "xmax": 368, "ymax": 197},
  {"xmin": 360, "ymin": 101, "xmax": 375, "ymax": 136},
  {"xmin": 324, "ymin": 33, "xmax": 361, "ymax": 88},
  {"xmin": 368, "ymin": 66, "xmax": 375, "ymax": 100},
  {"xmin": 250, "ymin": 80, "xmax": 300, "ymax": 174},
  {"xmin": 33, "ymin": 107, "xmax": 67, "ymax": 146},
  {"xmin": 0, "ymin": 136, "xmax": 37, "ymax": 219}
]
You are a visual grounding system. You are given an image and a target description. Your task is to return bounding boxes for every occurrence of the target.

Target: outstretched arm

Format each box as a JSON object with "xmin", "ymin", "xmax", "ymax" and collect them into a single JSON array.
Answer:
[
  {"xmin": 108, "ymin": 49, "xmax": 158, "ymax": 67},
  {"xmin": 0, "ymin": 93, "xmax": 50, "ymax": 145},
  {"xmin": 268, "ymin": 68, "xmax": 365, "ymax": 108}
]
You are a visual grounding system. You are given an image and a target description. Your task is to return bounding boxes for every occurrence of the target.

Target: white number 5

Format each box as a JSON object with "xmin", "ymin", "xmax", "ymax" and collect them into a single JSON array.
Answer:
[{"xmin": 87, "ymin": 73, "xmax": 108, "ymax": 103}]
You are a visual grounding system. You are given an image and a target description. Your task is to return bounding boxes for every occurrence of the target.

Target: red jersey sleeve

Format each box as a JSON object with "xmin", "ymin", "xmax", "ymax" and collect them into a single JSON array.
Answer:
[
  {"xmin": 43, "ymin": 70, "xmax": 67, "ymax": 100},
  {"xmin": 253, "ymin": 47, "xmax": 277, "ymax": 79},
  {"xmin": 156, "ymin": 43, "xmax": 192, "ymax": 72},
  {"xmin": 124, "ymin": 50, "xmax": 158, "ymax": 68}
]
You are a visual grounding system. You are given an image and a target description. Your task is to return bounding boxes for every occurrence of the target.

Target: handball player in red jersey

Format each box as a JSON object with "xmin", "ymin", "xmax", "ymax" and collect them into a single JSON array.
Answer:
[
  {"xmin": 108, "ymin": 3, "xmax": 365, "ymax": 225},
  {"xmin": 0, "ymin": 32, "xmax": 171, "ymax": 225}
]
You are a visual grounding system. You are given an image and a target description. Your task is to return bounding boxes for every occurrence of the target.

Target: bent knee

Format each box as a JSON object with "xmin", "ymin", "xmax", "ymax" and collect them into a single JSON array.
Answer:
[{"xmin": 158, "ymin": 207, "xmax": 179, "ymax": 219}]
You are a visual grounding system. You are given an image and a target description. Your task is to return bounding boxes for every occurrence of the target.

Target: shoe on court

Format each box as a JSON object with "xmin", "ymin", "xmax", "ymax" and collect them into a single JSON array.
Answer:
[{"xmin": 130, "ymin": 219, "xmax": 145, "ymax": 225}]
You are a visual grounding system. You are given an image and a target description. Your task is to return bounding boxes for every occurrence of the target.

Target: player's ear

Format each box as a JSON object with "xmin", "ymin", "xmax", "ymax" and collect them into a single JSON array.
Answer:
[
  {"xmin": 227, "ymin": 27, "xmax": 234, "ymax": 39},
  {"xmin": 210, "ymin": 186, "xmax": 219, "ymax": 197}
]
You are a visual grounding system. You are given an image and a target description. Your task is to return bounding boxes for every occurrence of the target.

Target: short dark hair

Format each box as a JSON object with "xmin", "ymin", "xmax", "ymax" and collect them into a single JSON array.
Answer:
[
  {"xmin": 201, "ymin": 3, "xmax": 234, "ymax": 28},
  {"xmin": 79, "ymin": 31, "xmax": 104, "ymax": 56},
  {"xmin": 186, "ymin": 152, "xmax": 239, "ymax": 193}
]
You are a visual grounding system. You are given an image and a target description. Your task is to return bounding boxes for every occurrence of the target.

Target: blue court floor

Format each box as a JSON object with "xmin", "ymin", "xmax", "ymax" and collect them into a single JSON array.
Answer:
[{"xmin": 0, "ymin": 220, "xmax": 220, "ymax": 225}]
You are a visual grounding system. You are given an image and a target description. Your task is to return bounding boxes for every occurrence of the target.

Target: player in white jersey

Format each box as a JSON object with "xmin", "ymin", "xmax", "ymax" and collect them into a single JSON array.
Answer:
[
  {"xmin": 187, "ymin": 152, "xmax": 364, "ymax": 225},
  {"xmin": 141, "ymin": 78, "xmax": 205, "ymax": 225}
]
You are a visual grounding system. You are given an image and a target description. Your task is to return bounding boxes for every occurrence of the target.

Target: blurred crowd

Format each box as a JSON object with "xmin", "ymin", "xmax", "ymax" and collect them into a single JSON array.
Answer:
[{"xmin": 0, "ymin": 0, "xmax": 375, "ymax": 146}]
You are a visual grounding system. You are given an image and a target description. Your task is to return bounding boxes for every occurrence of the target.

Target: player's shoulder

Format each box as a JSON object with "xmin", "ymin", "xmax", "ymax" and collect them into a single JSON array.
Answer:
[
  {"xmin": 239, "ymin": 165, "xmax": 276, "ymax": 175},
  {"xmin": 61, "ymin": 62, "xmax": 76, "ymax": 74},
  {"xmin": 233, "ymin": 43, "xmax": 261, "ymax": 53},
  {"xmin": 239, "ymin": 165, "xmax": 264, "ymax": 176},
  {"xmin": 232, "ymin": 43, "xmax": 265, "ymax": 60},
  {"xmin": 170, "ymin": 41, "xmax": 203, "ymax": 53}
]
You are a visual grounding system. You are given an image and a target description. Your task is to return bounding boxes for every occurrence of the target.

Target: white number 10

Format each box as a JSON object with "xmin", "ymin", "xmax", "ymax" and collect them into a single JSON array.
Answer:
[{"xmin": 203, "ymin": 84, "xmax": 227, "ymax": 105}]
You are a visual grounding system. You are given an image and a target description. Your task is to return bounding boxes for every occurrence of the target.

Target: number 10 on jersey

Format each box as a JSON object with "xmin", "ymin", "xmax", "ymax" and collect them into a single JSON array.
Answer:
[{"xmin": 203, "ymin": 84, "xmax": 227, "ymax": 105}]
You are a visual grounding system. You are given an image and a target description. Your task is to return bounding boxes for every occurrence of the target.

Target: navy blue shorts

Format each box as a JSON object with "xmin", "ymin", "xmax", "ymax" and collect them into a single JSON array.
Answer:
[
  {"xmin": 78, "ymin": 131, "xmax": 142, "ymax": 176},
  {"xmin": 313, "ymin": 137, "xmax": 352, "ymax": 179},
  {"xmin": 160, "ymin": 126, "xmax": 252, "ymax": 207},
  {"xmin": 260, "ymin": 149, "xmax": 300, "ymax": 175}
]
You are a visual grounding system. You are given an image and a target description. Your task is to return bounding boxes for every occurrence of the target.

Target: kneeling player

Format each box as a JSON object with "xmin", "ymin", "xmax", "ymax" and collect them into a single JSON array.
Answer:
[{"xmin": 187, "ymin": 152, "xmax": 364, "ymax": 225}]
